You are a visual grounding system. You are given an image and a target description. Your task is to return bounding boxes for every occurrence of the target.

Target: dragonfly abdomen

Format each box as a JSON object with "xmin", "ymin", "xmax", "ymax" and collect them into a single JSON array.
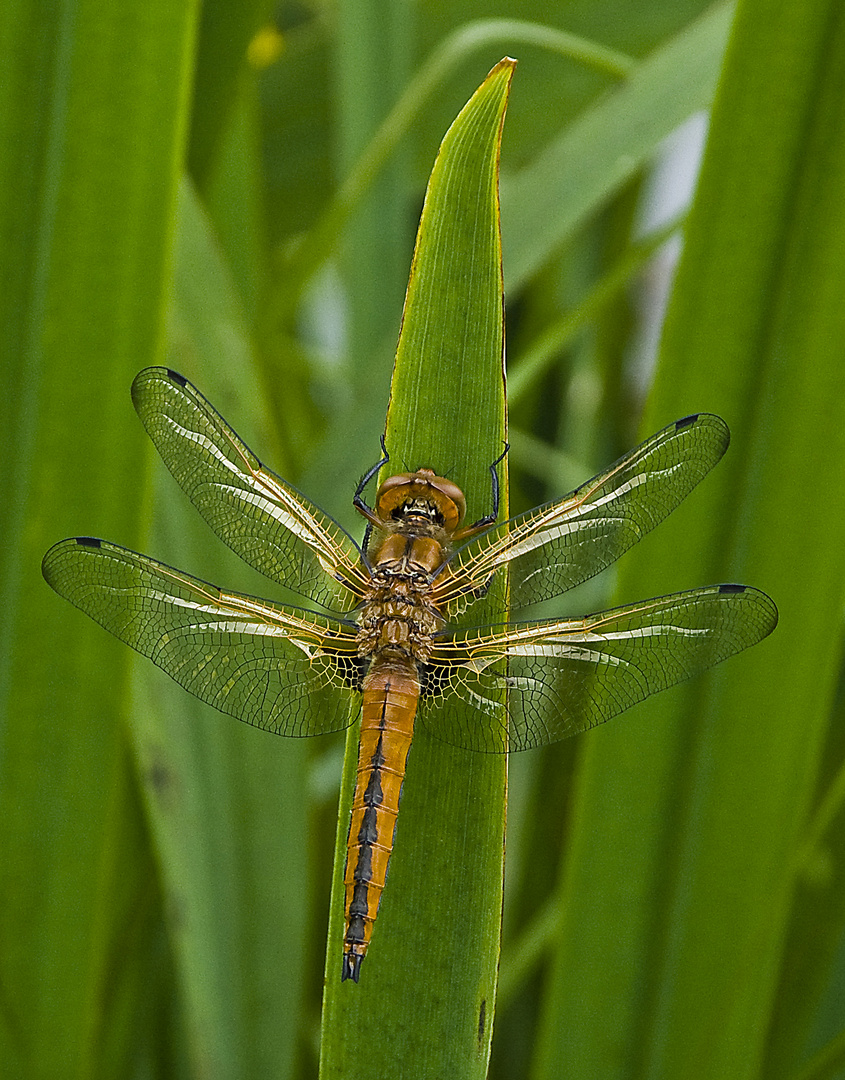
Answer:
[{"xmin": 342, "ymin": 661, "xmax": 419, "ymax": 982}]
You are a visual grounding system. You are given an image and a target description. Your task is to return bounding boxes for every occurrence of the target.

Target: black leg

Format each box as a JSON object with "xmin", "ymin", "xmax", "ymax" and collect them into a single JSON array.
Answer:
[
  {"xmin": 462, "ymin": 442, "xmax": 508, "ymax": 534},
  {"xmin": 353, "ymin": 435, "xmax": 389, "ymax": 522}
]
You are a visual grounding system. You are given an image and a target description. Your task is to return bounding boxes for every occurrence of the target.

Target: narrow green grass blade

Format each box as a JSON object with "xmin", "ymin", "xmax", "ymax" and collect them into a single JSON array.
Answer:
[
  {"xmin": 501, "ymin": 1, "xmax": 733, "ymax": 292},
  {"xmin": 320, "ymin": 59, "xmax": 513, "ymax": 1079},
  {"xmin": 335, "ymin": 0, "xmax": 413, "ymax": 397},
  {"xmin": 533, "ymin": 1, "xmax": 845, "ymax": 1077},
  {"xmin": 0, "ymin": 0, "xmax": 199, "ymax": 1074},
  {"xmin": 188, "ymin": 0, "xmax": 270, "ymax": 188},
  {"xmin": 204, "ymin": 85, "xmax": 268, "ymax": 322}
]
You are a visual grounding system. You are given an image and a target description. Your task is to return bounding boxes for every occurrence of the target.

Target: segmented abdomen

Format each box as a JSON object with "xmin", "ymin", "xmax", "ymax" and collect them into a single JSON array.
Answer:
[{"xmin": 341, "ymin": 660, "xmax": 419, "ymax": 982}]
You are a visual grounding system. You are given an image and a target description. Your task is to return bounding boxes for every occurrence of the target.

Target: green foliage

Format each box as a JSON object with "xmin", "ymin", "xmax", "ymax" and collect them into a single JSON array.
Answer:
[{"xmin": 3, "ymin": 0, "xmax": 845, "ymax": 1078}]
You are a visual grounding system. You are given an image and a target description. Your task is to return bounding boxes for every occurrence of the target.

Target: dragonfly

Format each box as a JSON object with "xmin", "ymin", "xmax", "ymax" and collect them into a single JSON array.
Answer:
[{"xmin": 43, "ymin": 367, "xmax": 777, "ymax": 983}]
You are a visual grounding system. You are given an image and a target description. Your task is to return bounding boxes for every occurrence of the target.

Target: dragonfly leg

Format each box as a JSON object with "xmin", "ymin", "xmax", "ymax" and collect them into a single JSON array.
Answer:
[
  {"xmin": 456, "ymin": 442, "xmax": 508, "ymax": 538},
  {"xmin": 354, "ymin": 435, "xmax": 390, "ymax": 529}
]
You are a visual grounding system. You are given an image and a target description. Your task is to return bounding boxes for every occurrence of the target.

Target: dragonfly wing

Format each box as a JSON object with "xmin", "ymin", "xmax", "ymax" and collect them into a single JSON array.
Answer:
[
  {"xmin": 420, "ymin": 585, "xmax": 777, "ymax": 752},
  {"xmin": 131, "ymin": 367, "xmax": 369, "ymax": 610},
  {"xmin": 436, "ymin": 414, "xmax": 730, "ymax": 616},
  {"xmin": 42, "ymin": 537, "xmax": 363, "ymax": 737}
]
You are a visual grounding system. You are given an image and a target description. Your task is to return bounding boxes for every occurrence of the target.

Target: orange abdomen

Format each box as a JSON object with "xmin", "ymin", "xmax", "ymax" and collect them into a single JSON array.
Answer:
[{"xmin": 341, "ymin": 661, "xmax": 420, "ymax": 982}]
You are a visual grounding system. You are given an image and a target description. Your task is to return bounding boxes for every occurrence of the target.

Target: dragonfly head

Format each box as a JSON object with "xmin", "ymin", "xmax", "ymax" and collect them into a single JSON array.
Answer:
[{"xmin": 374, "ymin": 469, "xmax": 467, "ymax": 534}]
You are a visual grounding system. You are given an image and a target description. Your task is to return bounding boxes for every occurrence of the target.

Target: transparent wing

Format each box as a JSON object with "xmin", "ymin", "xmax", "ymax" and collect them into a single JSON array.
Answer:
[
  {"xmin": 131, "ymin": 367, "xmax": 370, "ymax": 611},
  {"xmin": 434, "ymin": 414, "xmax": 730, "ymax": 617},
  {"xmin": 42, "ymin": 537, "xmax": 363, "ymax": 737},
  {"xmin": 419, "ymin": 584, "xmax": 778, "ymax": 752}
]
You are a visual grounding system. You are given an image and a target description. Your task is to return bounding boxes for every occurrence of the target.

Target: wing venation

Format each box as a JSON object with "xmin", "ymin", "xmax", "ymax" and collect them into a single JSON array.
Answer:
[
  {"xmin": 131, "ymin": 367, "xmax": 369, "ymax": 610},
  {"xmin": 436, "ymin": 413, "xmax": 730, "ymax": 616},
  {"xmin": 42, "ymin": 537, "xmax": 362, "ymax": 737},
  {"xmin": 419, "ymin": 584, "xmax": 777, "ymax": 752}
]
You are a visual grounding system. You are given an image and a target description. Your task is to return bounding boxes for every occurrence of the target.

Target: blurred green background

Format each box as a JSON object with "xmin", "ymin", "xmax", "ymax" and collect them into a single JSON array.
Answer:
[{"xmin": 2, "ymin": 0, "xmax": 845, "ymax": 1078}]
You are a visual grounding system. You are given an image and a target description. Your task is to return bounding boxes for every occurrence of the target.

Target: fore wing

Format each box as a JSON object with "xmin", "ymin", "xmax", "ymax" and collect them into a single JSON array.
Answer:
[
  {"xmin": 435, "ymin": 414, "xmax": 730, "ymax": 617},
  {"xmin": 131, "ymin": 367, "xmax": 370, "ymax": 611},
  {"xmin": 419, "ymin": 584, "xmax": 777, "ymax": 752},
  {"xmin": 42, "ymin": 537, "xmax": 362, "ymax": 737}
]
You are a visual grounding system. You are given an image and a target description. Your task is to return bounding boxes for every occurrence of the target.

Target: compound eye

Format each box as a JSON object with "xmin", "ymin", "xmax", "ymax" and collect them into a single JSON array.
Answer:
[{"xmin": 375, "ymin": 470, "xmax": 466, "ymax": 532}]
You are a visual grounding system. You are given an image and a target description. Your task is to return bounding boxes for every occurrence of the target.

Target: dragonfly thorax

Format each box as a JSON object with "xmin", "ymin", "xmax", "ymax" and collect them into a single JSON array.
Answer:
[
  {"xmin": 370, "ymin": 533, "xmax": 447, "ymax": 579},
  {"xmin": 357, "ymin": 530, "xmax": 447, "ymax": 664},
  {"xmin": 356, "ymin": 592, "xmax": 441, "ymax": 664}
]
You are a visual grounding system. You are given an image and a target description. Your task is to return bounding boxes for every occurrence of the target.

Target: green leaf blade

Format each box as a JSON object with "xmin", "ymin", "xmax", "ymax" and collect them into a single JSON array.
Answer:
[
  {"xmin": 0, "ymin": 1, "xmax": 200, "ymax": 1075},
  {"xmin": 531, "ymin": 2, "xmax": 845, "ymax": 1078},
  {"xmin": 320, "ymin": 59, "xmax": 513, "ymax": 1080}
]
